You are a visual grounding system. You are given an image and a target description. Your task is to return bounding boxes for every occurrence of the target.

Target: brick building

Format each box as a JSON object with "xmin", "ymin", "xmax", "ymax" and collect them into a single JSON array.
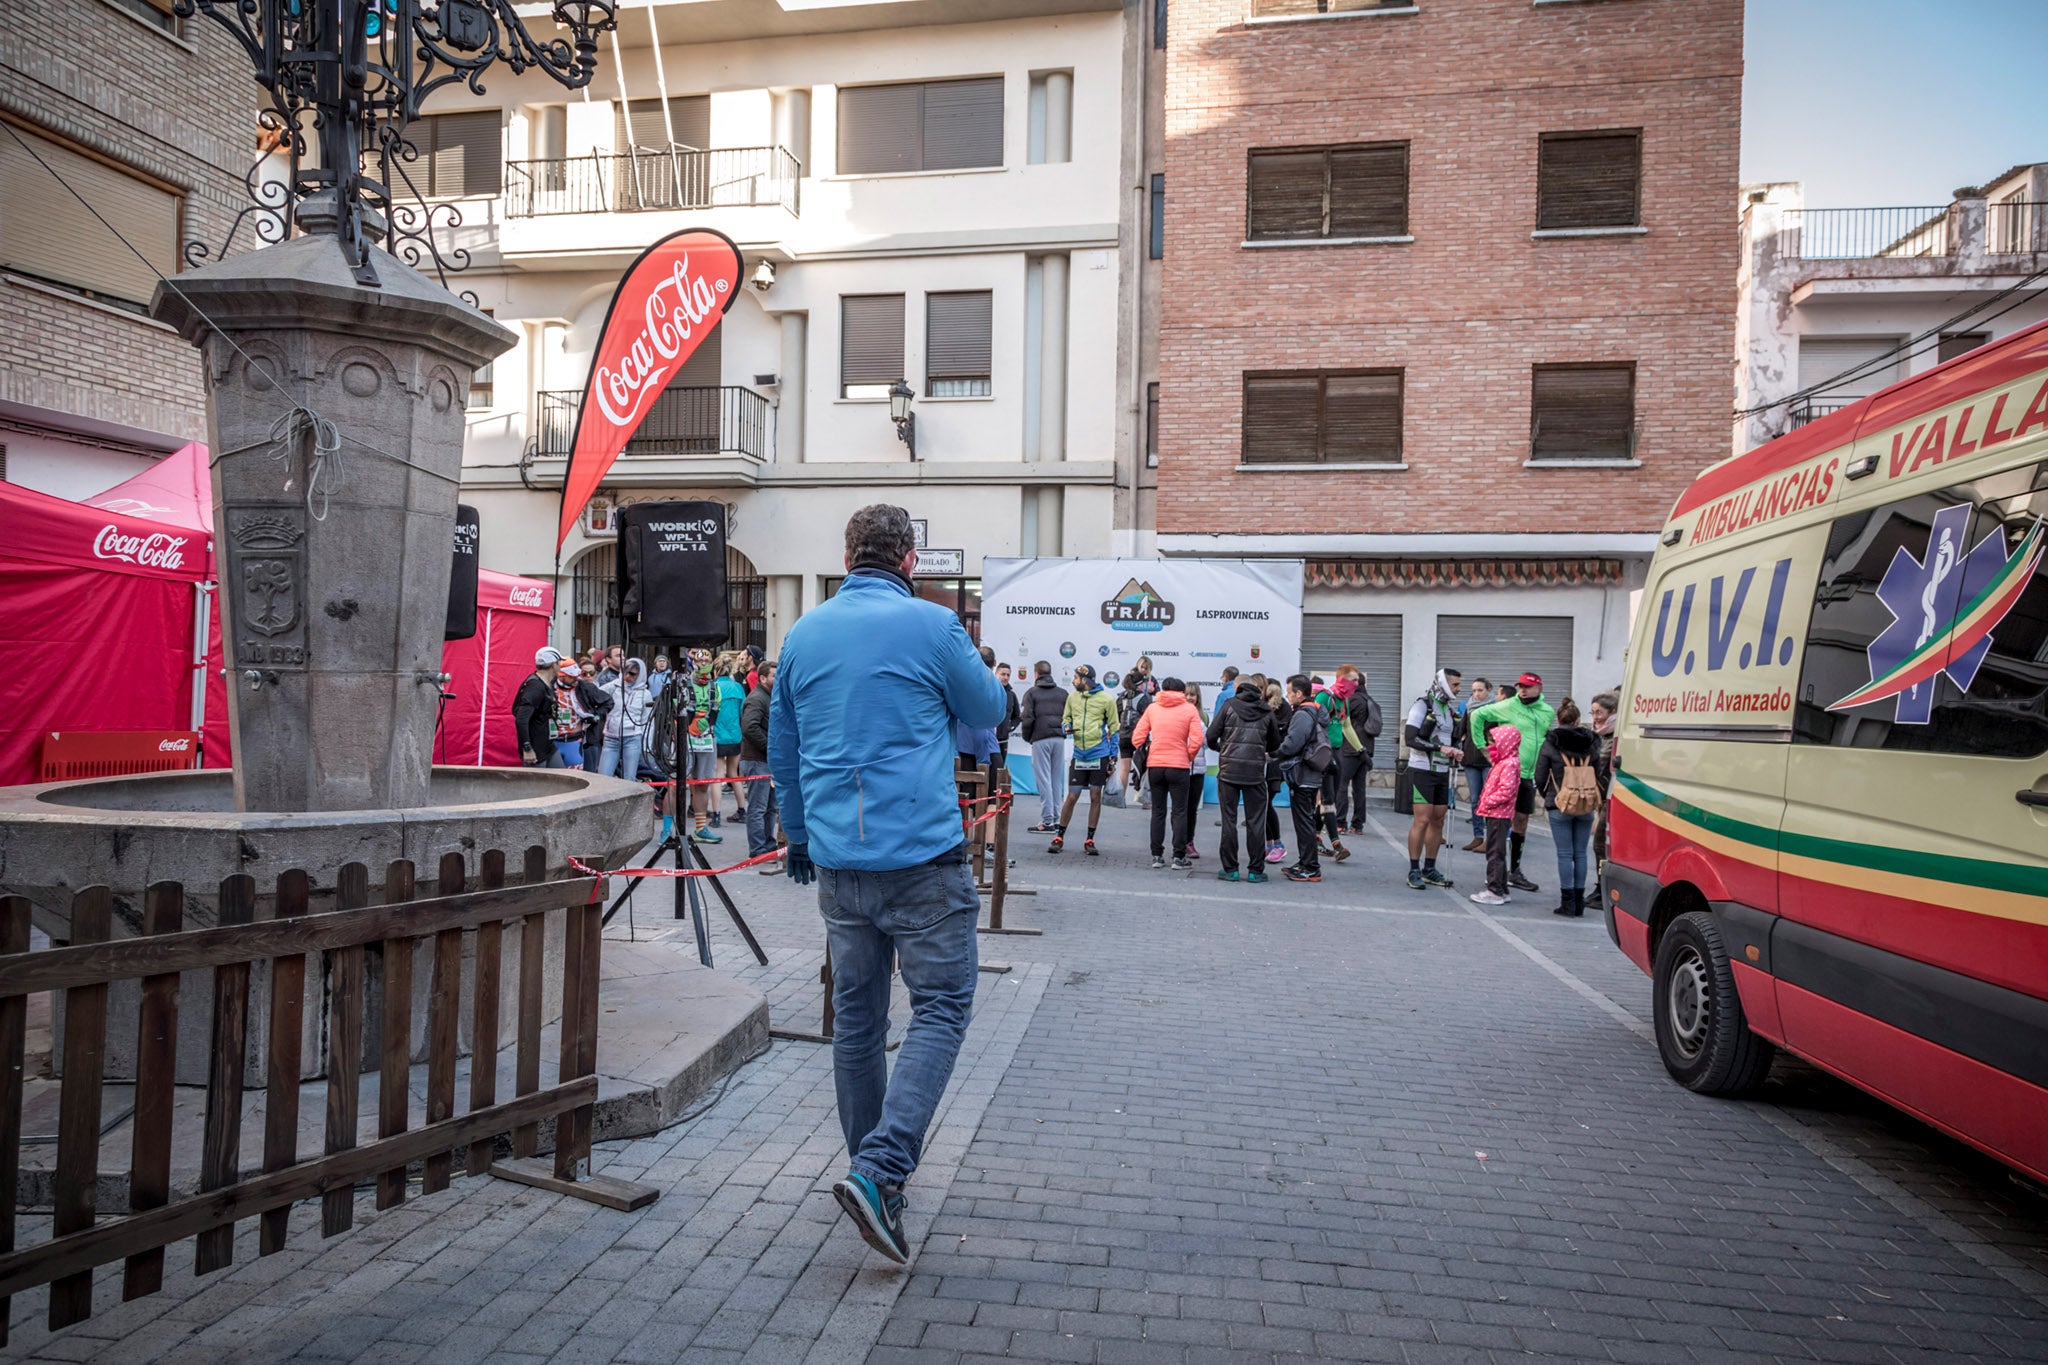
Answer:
[
  {"xmin": 1150, "ymin": 0, "xmax": 1743, "ymax": 709},
  {"xmin": 0, "ymin": 2, "xmax": 254, "ymax": 498}
]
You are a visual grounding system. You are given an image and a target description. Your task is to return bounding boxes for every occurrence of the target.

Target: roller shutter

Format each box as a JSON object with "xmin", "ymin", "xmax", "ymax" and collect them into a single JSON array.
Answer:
[
  {"xmin": 1796, "ymin": 336, "xmax": 1903, "ymax": 399},
  {"xmin": 416, "ymin": 110, "xmax": 502, "ymax": 197},
  {"xmin": 0, "ymin": 123, "xmax": 180, "ymax": 307},
  {"xmin": 926, "ymin": 291, "xmax": 992, "ymax": 394},
  {"xmin": 1301, "ymin": 614, "xmax": 1403, "ymax": 702},
  {"xmin": 1531, "ymin": 365, "xmax": 1634, "ymax": 461},
  {"xmin": 1536, "ymin": 130, "xmax": 1640, "ymax": 230},
  {"xmin": 615, "ymin": 96, "xmax": 710, "ymax": 151},
  {"xmin": 841, "ymin": 294, "xmax": 905, "ymax": 393},
  {"xmin": 838, "ymin": 79, "xmax": 1002, "ymax": 174},
  {"xmin": 1436, "ymin": 616, "xmax": 1575, "ymax": 706},
  {"xmin": 922, "ymin": 78, "xmax": 1003, "ymax": 171}
]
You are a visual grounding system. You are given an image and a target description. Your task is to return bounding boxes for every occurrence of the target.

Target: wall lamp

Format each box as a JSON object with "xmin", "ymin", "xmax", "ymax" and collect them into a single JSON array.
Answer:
[{"xmin": 889, "ymin": 379, "xmax": 918, "ymax": 460}]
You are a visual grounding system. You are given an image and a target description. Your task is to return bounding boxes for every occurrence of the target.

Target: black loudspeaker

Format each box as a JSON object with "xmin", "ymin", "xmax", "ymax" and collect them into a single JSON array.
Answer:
[
  {"xmin": 444, "ymin": 503, "xmax": 480, "ymax": 640},
  {"xmin": 616, "ymin": 500, "xmax": 729, "ymax": 646}
]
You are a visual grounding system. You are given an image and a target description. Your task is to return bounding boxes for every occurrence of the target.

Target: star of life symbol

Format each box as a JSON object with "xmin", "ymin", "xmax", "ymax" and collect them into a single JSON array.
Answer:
[{"xmin": 1834, "ymin": 503, "xmax": 2043, "ymax": 724}]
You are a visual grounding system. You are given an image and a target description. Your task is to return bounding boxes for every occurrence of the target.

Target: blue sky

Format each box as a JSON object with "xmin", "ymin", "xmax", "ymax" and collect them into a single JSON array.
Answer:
[{"xmin": 1743, "ymin": 0, "xmax": 2048, "ymax": 206}]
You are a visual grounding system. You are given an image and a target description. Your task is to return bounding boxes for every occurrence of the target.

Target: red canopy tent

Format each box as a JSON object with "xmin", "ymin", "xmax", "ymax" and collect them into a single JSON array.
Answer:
[
  {"xmin": 436, "ymin": 570, "xmax": 554, "ymax": 767},
  {"xmin": 0, "ymin": 478, "xmax": 224, "ymax": 785}
]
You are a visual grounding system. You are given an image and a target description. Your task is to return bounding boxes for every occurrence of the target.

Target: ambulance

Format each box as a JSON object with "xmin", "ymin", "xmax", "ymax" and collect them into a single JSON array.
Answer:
[{"xmin": 1607, "ymin": 319, "xmax": 2048, "ymax": 1183}]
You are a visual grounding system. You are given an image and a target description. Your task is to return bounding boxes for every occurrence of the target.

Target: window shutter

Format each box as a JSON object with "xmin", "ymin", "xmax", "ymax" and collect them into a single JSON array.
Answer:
[
  {"xmin": 1300, "ymin": 614, "xmax": 1403, "ymax": 700},
  {"xmin": 616, "ymin": 97, "xmax": 709, "ymax": 151},
  {"xmin": 1530, "ymin": 365, "xmax": 1634, "ymax": 460},
  {"xmin": 1537, "ymin": 131, "xmax": 1639, "ymax": 230},
  {"xmin": 0, "ymin": 123, "xmax": 180, "ymax": 307},
  {"xmin": 837, "ymin": 84, "xmax": 923, "ymax": 175},
  {"xmin": 1322, "ymin": 373, "xmax": 1403, "ymax": 463},
  {"xmin": 1241, "ymin": 375, "xmax": 1322, "ymax": 464},
  {"xmin": 922, "ymin": 78, "xmax": 1003, "ymax": 170},
  {"xmin": 926, "ymin": 291, "xmax": 992, "ymax": 383},
  {"xmin": 841, "ymin": 294, "xmax": 905, "ymax": 389},
  {"xmin": 1938, "ymin": 331, "xmax": 1991, "ymax": 363},
  {"xmin": 423, "ymin": 110, "xmax": 501, "ymax": 197},
  {"xmin": 1328, "ymin": 143, "xmax": 1407, "ymax": 238},
  {"xmin": 1246, "ymin": 149, "xmax": 1326, "ymax": 240},
  {"xmin": 1437, "ymin": 616, "xmax": 1575, "ymax": 706},
  {"xmin": 1796, "ymin": 337, "xmax": 1901, "ymax": 398},
  {"xmin": 669, "ymin": 322, "xmax": 721, "ymax": 389}
]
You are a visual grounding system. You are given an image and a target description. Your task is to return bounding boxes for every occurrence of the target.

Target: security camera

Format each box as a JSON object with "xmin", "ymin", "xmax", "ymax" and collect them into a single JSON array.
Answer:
[{"xmin": 750, "ymin": 259, "xmax": 777, "ymax": 292}]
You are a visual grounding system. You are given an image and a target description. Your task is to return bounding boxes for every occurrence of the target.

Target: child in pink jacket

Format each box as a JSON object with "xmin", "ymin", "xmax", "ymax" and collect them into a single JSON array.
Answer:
[{"xmin": 1472, "ymin": 723, "xmax": 1523, "ymax": 904}]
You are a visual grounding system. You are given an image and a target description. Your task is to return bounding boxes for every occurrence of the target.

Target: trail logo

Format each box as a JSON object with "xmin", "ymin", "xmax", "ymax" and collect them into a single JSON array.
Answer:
[
  {"xmin": 1102, "ymin": 578, "xmax": 1175, "ymax": 631},
  {"xmin": 1829, "ymin": 505, "xmax": 2044, "ymax": 722}
]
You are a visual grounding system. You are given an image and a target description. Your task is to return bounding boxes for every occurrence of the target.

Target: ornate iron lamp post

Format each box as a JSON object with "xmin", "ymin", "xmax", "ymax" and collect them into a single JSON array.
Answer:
[{"xmin": 176, "ymin": 0, "xmax": 617, "ymax": 288}]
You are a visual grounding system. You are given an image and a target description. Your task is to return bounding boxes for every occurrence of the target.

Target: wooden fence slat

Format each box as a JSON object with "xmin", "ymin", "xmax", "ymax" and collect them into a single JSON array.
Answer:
[
  {"xmin": 195, "ymin": 875, "xmax": 255, "ymax": 1275},
  {"xmin": 375, "ymin": 861, "xmax": 416, "ymax": 1212},
  {"xmin": 50, "ymin": 885, "xmax": 112, "ymax": 1329},
  {"xmin": 122, "ymin": 882, "xmax": 183, "ymax": 1300},
  {"xmin": 574, "ymin": 872, "xmax": 602, "ymax": 1167},
  {"xmin": 555, "ymin": 858, "xmax": 590, "ymax": 1182},
  {"xmin": 513, "ymin": 846, "xmax": 547, "ymax": 1159},
  {"xmin": 0, "ymin": 897, "xmax": 29, "ymax": 1347},
  {"xmin": 466, "ymin": 850, "xmax": 505, "ymax": 1177},
  {"xmin": 260, "ymin": 869, "xmax": 309, "ymax": 1256},
  {"xmin": 0, "ymin": 1078, "xmax": 598, "ymax": 1303},
  {"xmin": 0, "ymin": 877, "xmax": 596, "ymax": 998},
  {"xmin": 422, "ymin": 853, "xmax": 464, "ymax": 1194},
  {"xmin": 322, "ymin": 863, "xmax": 369, "ymax": 1237}
]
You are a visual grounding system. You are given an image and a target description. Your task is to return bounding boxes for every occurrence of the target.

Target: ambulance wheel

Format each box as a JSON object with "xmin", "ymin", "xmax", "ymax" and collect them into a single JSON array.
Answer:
[{"xmin": 1652, "ymin": 910, "xmax": 1774, "ymax": 1095}]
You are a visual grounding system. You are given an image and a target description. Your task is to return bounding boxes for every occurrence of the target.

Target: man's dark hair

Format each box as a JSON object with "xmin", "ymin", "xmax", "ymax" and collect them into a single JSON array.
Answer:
[
  {"xmin": 1034, "ymin": 659, "xmax": 1052, "ymax": 678},
  {"xmin": 978, "ymin": 644, "xmax": 996, "ymax": 667},
  {"xmin": 844, "ymin": 503, "xmax": 916, "ymax": 572},
  {"xmin": 1160, "ymin": 676, "xmax": 1185, "ymax": 692},
  {"xmin": 1221, "ymin": 666, "xmax": 1239, "ymax": 683},
  {"xmin": 1286, "ymin": 673, "xmax": 1312, "ymax": 700},
  {"xmin": 1443, "ymin": 668, "xmax": 1462, "ymax": 682}
]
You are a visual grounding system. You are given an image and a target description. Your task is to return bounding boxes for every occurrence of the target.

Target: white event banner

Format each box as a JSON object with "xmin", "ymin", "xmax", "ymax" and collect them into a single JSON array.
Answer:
[{"xmin": 982, "ymin": 558, "xmax": 1305, "ymax": 743}]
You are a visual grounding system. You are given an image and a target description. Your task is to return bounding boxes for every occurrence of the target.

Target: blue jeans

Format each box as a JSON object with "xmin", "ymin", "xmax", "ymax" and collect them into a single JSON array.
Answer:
[
  {"xmin": 1030, "ymin": 737, "xmax": 1065, "ymax": 826},
  {"xmin": 1464, "ymin": 763, "xmax": 1490, "ymax": 838},
  {"xmin": 740, "ymin": 758, "xmax": 777, "ymax": 856},
  {"xmin": 818, "ymin": 844, "xmax": 980, "ymax": 1187},
  {"xmin": 1547, "ymin": 808, "xmax": 1595, "ymax": 893},
  {"xmin": 596, "ymin": 732, "xmax": 642, "ymax": 780}
]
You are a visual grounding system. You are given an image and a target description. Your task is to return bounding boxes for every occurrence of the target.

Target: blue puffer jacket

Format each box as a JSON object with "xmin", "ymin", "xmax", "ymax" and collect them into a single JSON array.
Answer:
[{"xmin": 769, "ymin": 569, "xmax": 1006, "ymax": 871}]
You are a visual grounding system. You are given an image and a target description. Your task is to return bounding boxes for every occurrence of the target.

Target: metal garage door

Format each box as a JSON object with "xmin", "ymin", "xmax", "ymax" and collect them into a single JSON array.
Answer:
[
  {"xmin": 1436, "ymin": 615, "xmax": 1574, "ymax": 705},
  {"xmin": 1301, "ymin": 613, "xmax": 1403, "ymax": 701}
]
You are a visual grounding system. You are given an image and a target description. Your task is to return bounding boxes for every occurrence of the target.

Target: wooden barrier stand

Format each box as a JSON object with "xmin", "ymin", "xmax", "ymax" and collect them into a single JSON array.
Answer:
[{"xmin": 0, "ymin": 845, "xmax": 654, "ymax": 1342}]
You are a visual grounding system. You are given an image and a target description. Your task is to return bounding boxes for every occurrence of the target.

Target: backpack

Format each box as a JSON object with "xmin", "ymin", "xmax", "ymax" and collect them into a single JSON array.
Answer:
[
  {"xmin": 1556, "ymin": 754, "xmax": 1601, "ymax": 816},
  {"xmin": 1300, "ymin": 710, "xmax": 1335, "ymax": 777}
]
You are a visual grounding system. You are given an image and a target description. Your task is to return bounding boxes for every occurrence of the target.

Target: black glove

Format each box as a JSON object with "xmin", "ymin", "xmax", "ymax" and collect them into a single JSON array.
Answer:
[{"xmin": 785, "ymin": 843, "xmax": 815, "ymax": 886}]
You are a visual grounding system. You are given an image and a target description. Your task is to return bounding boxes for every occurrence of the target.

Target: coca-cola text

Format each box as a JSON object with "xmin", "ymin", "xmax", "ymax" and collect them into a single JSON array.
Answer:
[{"xmin": 93, "ymin": 525, "xmax": 189, "ymax": 571}]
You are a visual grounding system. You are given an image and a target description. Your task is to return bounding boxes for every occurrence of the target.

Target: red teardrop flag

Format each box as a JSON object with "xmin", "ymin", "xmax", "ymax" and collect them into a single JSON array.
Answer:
[{"xmin": 555, "ymin": 228, "xmax": 745, "ymax": 549}]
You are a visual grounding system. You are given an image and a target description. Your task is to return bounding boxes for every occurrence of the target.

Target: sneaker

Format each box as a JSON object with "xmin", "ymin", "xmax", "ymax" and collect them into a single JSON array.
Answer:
[
  {"xmin": 1084, "ymin": 839, "xmax": 1100, "ymax": 856},
  {"xmin": 1048, "ymin": 835, "xmax": 1064, "ymax": 854},
  {"xmin": 1406, "ymin": 869, "xmax": 1425, "ymax": 890},
  {"xmin": 1462, "ymin": 837, "xmax": 1486, "ymax": 853},
  {"xmin": 1283, "ymin": 866, "xmax": 1321, "ymax": 883},
  {"xmin": 1421, "ymin": 867, "xmax": 1454, "ymax": 889},
  {"xmin": 709, "ymin": 812, "xmax": 722, "ymax": 828},
  {"xmin": 1150, "ymin": 856, "xmax": 1166, "ymax": 870},
  {"xmin": 831, "ymin": 1172, "xmax": 908, "ymax": 1264},
  {"xmin": 1216, "ymin": 869, "xmax": 1240, "ymax": 882},
  {"xmin": 1469, "ymin": 890, "xmax": 1510, "ymax": 906},
  {"xmin": 689, "ymin": 826, "xmax": 722, "ymax": 844},
  {"xmin": 1332, "ymin": 842, "xmax": 1351, "ymax": 863},
  {"xmin": 1509, "ymin": 870, "xmax": 1540, "ymax": 893},
  {"xmin": 1265, "ymin": 841, "xmax": 1286, "ymax": 863},
  {"xmin": 758, "ymin": 863, "xmax": 782, "ymax": 875},
  {"xmin": 1246, "ymin": 871, "xmax": 1269, "ymax": 883},
  {"xmin": 1172, "ymin": 857, "xmax": 1193, "ymax": 871},
  {"xmin": 1030, "ymin": 824, "xmax": 1056, "ymax": 833},
  {"xmin": 1345, "ymin": 824, "xmax": 1366, "ymax": 836}
]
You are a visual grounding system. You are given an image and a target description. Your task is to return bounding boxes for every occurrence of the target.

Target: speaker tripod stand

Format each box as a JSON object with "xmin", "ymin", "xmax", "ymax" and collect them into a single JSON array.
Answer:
[{"xmin": 600, "ymin": 826, "xmax": 770, "ymax": 968}]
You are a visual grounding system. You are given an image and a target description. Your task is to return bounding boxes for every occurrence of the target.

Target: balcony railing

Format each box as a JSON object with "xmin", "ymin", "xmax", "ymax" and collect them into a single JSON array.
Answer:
[
  {"xmin": 536, "ymin": 387, "xmax": 768, "ymax": 460},
  {"xmin": 1783, "ymin": 206, "xmax": 1951, "ymax": 260},
  {"xmin": 1789, "ymin": 397, "xmax": 1858, "ymax": 428},
  {"xmin": 506, "ymin": 146, "xmax": 801, "ymax": 219},
  {"xmin": 1989, "ymin": 200, "xmax": 2046, "ymax": 255}
]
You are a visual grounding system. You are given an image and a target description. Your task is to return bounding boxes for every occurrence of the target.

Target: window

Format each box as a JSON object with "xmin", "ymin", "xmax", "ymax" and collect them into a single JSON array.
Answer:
[
  {"xmin": 1241, "ymin": 370, "xmax": 1402, "ymax": 465},
  {"xmin": 1149, "ymin": 174, "xmax": 1165, "ymax": 259},
  {"xmin": 837, "ymin": 78, "xmax": 1003, "ymax": 175},
  {"xmin": 0, "ymin": 120, "xmax": 181, "ymax": 311},
  {"xmin": 469, "ymin": 309, "xmax": 495, "ymax": 410},
  {"xmin": 1250, "ymin": 0, "xmax": 1415, "ymax": 16},
  {"xmin": 1530, "ymin": 364, "xmax": 1634, "ymax": 461},
  {"xmin": 1146, "ymin": 382, "xmax": 1160, "ymax": 468},
  {"xmin": 1795, "ymin": 461, "xmax": 2048, "ymax": 758},
  {"xmin": 1246, "ymin": 142, "xmax": 1407, "ymax": 242},
  {"xmin": 409, "ymin": 111, "xmax": 502, "ymax": 198},
  {"xmin": 926, "ymin": 291, "xmax": 992, "ymax": 397},
  {"xmin": 614, "ymin": 96, "xmax": 710, "ymax": 152},
  {"xmin": 1154, "ymin": 0, "xmax": 1168, "ymax": 47},
  {"xmin": 111, "ymin": 0, "xmax": 180, "ymax": 35},
  {"xmin": 841, "ymin": 294, "xmax": 905, "ymax": 398},
  {"xmin": 1939, "ymin": 332, "xmax": 1992, "ymax": 363},
  {"xmin": 1536, "ymin": 130, "xmax": 1640, "ymax": 230}
]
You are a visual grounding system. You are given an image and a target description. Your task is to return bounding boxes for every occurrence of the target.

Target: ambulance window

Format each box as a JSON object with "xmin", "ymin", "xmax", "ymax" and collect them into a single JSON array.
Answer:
[{"xmin": 1794, "ymin": 461, "xmax": 2048, "ymax": 758}]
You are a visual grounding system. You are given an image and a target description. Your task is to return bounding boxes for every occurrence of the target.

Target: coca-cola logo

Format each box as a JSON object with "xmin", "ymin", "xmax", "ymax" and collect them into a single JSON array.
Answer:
[
  {"xmin": 157, "ymin": 738, "xmax": 191, "ymax": 752},
  {"xmin": 94, "ymin": 525, "xmax": 188, "ymax": 570},
  {"xmin": 507, "ymin": 586, "xmax": 545, "ymax": 608},
  {"xmin": 592, "ymin": 254, "xmax": 732, "ymax": 430}
]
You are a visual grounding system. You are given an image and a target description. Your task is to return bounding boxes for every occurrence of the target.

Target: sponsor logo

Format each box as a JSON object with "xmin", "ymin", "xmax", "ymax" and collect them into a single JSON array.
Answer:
[
  {"xmin": 507, "ymin": 585, "xmax": 546, "ymax": 608},
  {"xmin": 1829, "ymin": 506, "xmax": 2044, "ymax": 722},
  {"xmin": 93, "ymin": 525, "xmax": 189, "ymax": 571},
  {"xmin": 157, "ymin": 737, "xmax": 191, "ymax": 752},
  {"xmin": 1101, "ymin": 577, "xmax": 1174, "ymax": 631},
  {"xmin": 1249, "ymin": 644, "xmax": 1261, "ymax": 659},
  {"xmin": 1007, "ymin": 604, "xmax": 1076, "ymax": 616},
  {"xmin": 1192, "ymin": 651, "xmax": 1227, "ymax": 658},
  {"xmin": 592, "ymin": 254, "xmax": 731, "ymax": 430},
  {"xmin": 1195, "ymin": 609, "xmax": 1268, "ymax": 621},
  {"xmin": 1098, "ymin": 645, "xmax": 1111, "ymax": 657},
  {"xmin": 1103, "ymin": 671, "xmax": 1121, "ymax": 689},
  {"xmin": 1059, "ymin": 641, "xmax": 1076, "ymax": 658}
]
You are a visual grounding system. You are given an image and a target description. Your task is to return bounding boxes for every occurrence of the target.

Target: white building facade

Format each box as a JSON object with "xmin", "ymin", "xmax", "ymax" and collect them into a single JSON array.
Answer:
[
  {"xmin": 437, "ymin": 0, "xmax": 1141, "ymax": 653},
  {"xmin": 1735, "ymin": 164, "xmax": 2048, "ymax": 455}
]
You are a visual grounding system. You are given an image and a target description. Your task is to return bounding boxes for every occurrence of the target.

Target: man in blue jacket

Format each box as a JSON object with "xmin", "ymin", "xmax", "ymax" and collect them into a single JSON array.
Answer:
[{"xmin": 769, "ymin": 504, "xmax": 1006, "ymax": 1265}]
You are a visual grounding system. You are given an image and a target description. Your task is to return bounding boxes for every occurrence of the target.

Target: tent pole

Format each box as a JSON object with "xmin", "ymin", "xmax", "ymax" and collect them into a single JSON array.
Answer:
[
  {"xmin": 477, "ymin": 606, "xmax": 495, "ymax": 764},
  {"xmin": 189, "ymin": 581, "xmax": 213, "ymax": 769}
]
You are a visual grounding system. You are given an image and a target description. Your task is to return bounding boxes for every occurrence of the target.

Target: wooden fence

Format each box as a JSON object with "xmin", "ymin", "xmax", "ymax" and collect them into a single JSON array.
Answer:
[{"xmin": 0, "ymin": 846, "xmax": 654, "ymax": 1342}]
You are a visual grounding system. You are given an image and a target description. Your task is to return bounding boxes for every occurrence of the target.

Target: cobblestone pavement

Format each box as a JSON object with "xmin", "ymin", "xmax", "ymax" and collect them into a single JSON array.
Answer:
[{"xmin": 6, "ymin": 795, "xmax": 2048, "ymax": 1363}]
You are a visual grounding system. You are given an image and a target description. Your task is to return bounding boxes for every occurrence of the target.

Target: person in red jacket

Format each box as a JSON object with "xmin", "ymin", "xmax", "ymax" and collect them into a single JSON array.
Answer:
[{"xmin": 1131, "ymin": 677, "xmax": 1206, "ymax": 869}]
